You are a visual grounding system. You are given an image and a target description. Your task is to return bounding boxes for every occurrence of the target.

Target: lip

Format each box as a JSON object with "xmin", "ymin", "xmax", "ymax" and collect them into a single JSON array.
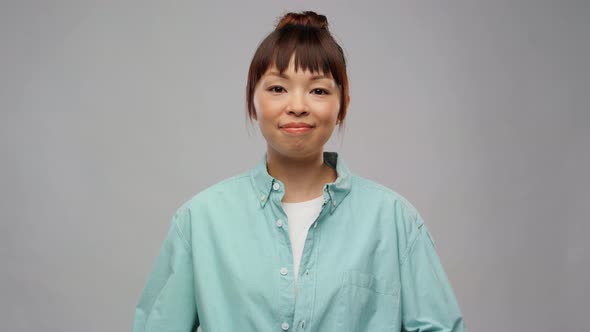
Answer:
[
  {"xmin": 279, "ymin": 122, "xmax": 315, "ymax": 135},
  {"xmin": 280, "ymin": 122, "xmax": 314, "ymax": 128},
  {"xmin": 280, "ymin": 127, "xmax": 313, "ymax": 135}
]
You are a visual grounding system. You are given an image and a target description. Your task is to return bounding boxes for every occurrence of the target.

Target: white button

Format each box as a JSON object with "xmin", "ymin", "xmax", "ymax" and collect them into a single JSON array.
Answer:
[
  {"xmin": 281, "ymin": 322, "xmax": 289, "ymax": 330},
  {"xmin": 276, "ymin": 219, "xmax": 283, "ymax": 227},
  {"xmin": 273, "ymin": 183, "xmax": 280, "ymax": 191},
  {"xmin": 260, "ymin": 194, "xmax": 266, "ymax": 201},
  {"xmin": 280, "ymin": 267, "xmax": 288, "ymax": 275},
  {"xmin": 332, "ymin": 199, "xmax": 337, "ymax": 206}
]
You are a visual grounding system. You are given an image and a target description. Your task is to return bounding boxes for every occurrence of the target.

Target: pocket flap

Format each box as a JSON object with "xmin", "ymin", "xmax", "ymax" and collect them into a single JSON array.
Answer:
[{"xmin": 343, "ymin": 269, "xmax": 399, "ymax": 296}]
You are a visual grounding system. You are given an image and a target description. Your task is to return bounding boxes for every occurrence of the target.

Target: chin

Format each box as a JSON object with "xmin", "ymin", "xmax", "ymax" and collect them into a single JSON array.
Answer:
[{"xmin": 290, "ymin": 147, "xmax": 325, "ymax": 157}]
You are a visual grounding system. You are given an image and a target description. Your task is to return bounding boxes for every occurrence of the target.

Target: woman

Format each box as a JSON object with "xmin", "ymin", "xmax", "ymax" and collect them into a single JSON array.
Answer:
[{"xmin": 133, "ymin": 10, "xmax": 465, "ymax": 332}]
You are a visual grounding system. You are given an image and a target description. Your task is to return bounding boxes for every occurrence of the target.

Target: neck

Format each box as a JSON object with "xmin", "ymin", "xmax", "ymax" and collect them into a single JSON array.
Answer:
[{"xmin": 266, "ymin": 147, "xmax": 337, "ymax": 203}]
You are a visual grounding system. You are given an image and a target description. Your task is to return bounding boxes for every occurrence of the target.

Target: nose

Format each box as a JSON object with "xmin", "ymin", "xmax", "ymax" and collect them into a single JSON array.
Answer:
[{"xmin": 286, "ymin": 91, "xmax": 308, "ymax": 116}]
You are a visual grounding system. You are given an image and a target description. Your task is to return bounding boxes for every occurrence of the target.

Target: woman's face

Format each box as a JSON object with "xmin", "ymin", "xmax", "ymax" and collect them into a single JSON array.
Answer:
[{"xmin": 253, "ymin": 55, "xmax": 341, "ymax": 158}]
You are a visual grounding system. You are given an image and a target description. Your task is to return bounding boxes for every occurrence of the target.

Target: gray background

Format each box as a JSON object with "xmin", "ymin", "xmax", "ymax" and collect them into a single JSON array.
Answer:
[{"xmin": 1, "ymin": 1, "xmax": 588, "ymax": 331}]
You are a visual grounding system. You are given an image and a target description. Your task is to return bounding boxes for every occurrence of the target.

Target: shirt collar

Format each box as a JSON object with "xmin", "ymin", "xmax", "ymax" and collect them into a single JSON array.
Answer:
[{"xmin": 249, "ymin": 151, "xmax": 353, "ymax": 214}]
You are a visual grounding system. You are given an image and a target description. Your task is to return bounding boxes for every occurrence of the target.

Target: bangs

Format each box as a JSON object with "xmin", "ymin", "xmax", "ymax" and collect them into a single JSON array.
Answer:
[
  {"xmin": 271, "ymin": 25, "xmax": 334, "ymax": 78},
  {"xmin": 252, "ymin": 25, "xmax": 345, "ymax": 85}
]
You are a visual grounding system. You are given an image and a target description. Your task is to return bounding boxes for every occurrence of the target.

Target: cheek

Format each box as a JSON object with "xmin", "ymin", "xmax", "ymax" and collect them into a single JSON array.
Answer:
[
  {"xmin": 253, "ymin": 93, "xmax": 263, "ymax": 118},
  {"xmin": 254, "ymin": 97, "xmax": 277, "ymax": 129},
  {"xmin": 317, "ymin": 99, "xmax": 340, "ymax": 124},
  {"xmin": 254, "ymin": 93, "xmax": 275, "ymax": 116}
]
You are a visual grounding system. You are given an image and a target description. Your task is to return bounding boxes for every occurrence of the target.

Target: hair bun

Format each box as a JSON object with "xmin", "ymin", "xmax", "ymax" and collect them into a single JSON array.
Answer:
[{"xmin": 275, "ymin": 11, "xmax": 329, "ymax": 31}]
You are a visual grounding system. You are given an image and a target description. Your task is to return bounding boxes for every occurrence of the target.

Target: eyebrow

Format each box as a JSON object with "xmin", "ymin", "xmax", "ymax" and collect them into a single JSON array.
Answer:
[{"xmin": 266, "ymin": 71, "xmax": 332, "ymax": 81}]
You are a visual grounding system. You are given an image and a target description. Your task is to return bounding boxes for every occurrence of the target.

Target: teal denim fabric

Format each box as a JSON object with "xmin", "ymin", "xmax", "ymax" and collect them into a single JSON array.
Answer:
[{"xmin": 133, "ymin": 151, "xmax": 465, "ymax": 332}]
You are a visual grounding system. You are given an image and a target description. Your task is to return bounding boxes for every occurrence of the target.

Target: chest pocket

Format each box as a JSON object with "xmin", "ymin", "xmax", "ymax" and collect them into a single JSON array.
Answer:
[{"xmin": 333, "ymin": 269, "xmax": 401, "ymax": 332}]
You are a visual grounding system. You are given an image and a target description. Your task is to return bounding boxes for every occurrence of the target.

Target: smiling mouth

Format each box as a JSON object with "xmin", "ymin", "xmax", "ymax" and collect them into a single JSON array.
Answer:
[{"xmin": 280, "ymin": 127, "xmax": 314, "ymax": 135}]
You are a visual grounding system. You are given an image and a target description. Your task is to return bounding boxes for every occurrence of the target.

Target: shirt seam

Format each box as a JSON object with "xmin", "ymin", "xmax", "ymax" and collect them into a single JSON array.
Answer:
[
  {"xmin": 173, "ymin": 209, "xmax": 192, "ymax": 252},
  {"xmin": 400, "ymin": 218, "xmax": 424, "ymax": 267},
  {"xmin": 352, "ymin": 178, "xmax": 425, "ymax": 268}
]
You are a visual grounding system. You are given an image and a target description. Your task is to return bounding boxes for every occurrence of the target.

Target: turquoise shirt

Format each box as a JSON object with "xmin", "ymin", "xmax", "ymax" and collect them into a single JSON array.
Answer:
[{"xmin": 133, "ymin": 151, "xmax": 465, "ymax": 332}]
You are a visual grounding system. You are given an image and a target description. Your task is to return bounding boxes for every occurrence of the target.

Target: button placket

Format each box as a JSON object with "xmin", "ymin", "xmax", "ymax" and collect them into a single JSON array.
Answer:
[
  {"xmin": 291, "ymin": 197, "xmax": 328, "ymax": 332},
  {"xmin": 272, "ymin": 179, "xmax": 302, "ymax": 332}
]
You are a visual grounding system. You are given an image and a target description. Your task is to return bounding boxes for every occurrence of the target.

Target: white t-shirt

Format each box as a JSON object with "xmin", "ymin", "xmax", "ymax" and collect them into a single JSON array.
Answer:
[{"xmin": 281, "ymin": 194, "xmax": 325, "ymax": 299}]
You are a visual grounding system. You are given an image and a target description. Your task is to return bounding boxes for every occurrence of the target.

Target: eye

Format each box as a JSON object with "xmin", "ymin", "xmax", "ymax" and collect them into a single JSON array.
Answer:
[
  {"xmin": 312, "ymin": 88, "xmax": 330, "ymax": 95},
  {"xmin": 268, "ymin": 86, "xmax": 285, "ymax": 93}
]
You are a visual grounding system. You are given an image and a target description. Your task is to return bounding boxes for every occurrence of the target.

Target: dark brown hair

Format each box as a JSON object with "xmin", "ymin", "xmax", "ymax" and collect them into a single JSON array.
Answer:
[{"xmin": 246, "ymin": 11, "xmax": 350, "ymax": 129}]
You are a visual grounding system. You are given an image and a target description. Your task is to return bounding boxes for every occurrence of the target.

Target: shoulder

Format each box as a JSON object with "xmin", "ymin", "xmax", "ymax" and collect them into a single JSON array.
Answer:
[
  {"xmin": 350, "ymin": 174, "xmax": 427, "ymax": 244},
  {"xmin": 352, "ymin": 174, "xmax": 422, "ymax": 219},
  {"xmin": 184, "ymin": 170, "xmax": 252, "ymax": 208},
  {"xmin": 169, "ymin": 170, "xmax": 252, "ymax": 233}
]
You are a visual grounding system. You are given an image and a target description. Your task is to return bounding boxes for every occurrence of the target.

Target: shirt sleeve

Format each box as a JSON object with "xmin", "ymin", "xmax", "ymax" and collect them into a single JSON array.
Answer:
[
  {"xmin": 400, "ymin": 217, "xmax": 466, "ymax": 332},
  {"xmin": 132, "ymin": 206, "xmax": 199, "ymax": 332}
]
